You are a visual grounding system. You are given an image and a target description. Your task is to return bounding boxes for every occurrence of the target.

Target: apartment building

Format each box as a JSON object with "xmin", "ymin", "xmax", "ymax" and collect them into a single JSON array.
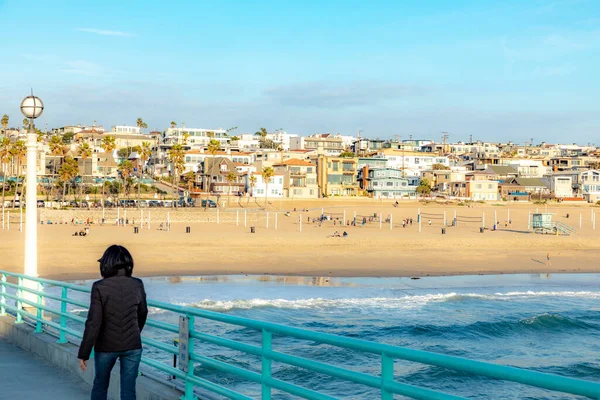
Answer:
[
  {"xmin": 290, "ymin": 134, "xmax": 345, "ymax": 156},
  {"xmin": 316, "ymin": 156, "xmax": 359, "ymax": 197},
  {"xmin": 273, "ymin": 159, "xmax": 318, "ymax": 199},
  {"xmin": 363, "ymin": 168, "xmax": 417, "ymax": 198}
]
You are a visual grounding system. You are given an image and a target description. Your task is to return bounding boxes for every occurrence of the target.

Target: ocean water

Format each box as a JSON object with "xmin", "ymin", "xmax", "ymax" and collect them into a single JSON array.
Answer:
[{"xmin": 53, "ymin": 274, "xmax": 600, "ymax": 399}]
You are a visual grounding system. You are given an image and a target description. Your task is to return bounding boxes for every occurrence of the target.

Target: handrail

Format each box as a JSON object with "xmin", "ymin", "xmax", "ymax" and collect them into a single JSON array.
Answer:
[{"xmin": 1, "ymin": 270, "xmax": 600, "ymax": 400}]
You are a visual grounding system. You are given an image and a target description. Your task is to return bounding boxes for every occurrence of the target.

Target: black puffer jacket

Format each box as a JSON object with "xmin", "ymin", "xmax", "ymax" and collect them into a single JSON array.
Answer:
[{"xmin": 78, "ymin": 270, "xmax": 148, "ymax": 360}]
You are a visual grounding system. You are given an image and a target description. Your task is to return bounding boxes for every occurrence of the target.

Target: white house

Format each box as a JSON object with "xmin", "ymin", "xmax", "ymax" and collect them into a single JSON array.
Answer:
[
  {"xmin": 164, "ymin": 127, "xmax": 228, "ymax": 147},
  {"xmin": 233, "ymin": 134, "xmax": 260, "ymax": 150},
  {"xmin": 580, "ymin": 170, "xmax": 600, "ymax": 202},
  {"xmin": 507, "ymin": 159, "xmax": 547, "ymax": 178},
  {"xmin": 111, "ymin": 125, "xmax": 141, "ymax": 135},
  {"xmin": 247, "ymin": 172, "xmax": 285, "ymax": 199},
  {"xmin": 379, "ymin": 150, "xmax": 450, "ymax": 177},
  {"xmin": 542, "ymin": 175, "xmax": 574, "ymax": 198}
]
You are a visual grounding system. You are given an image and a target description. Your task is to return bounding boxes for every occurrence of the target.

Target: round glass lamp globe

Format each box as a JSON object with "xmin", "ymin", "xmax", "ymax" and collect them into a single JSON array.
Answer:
[{"xmin": 20, "ymin": 96, "xmax": 44, "ymax": 119}]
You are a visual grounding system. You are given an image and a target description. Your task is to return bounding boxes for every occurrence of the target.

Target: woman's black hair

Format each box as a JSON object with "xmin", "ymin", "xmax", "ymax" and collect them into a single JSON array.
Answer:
[{"xmin": 98, "ymin": 245, "xmax": 134, "ymax": 278}]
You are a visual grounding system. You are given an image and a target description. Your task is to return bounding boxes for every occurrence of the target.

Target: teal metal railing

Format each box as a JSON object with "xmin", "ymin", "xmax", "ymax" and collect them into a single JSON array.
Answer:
[{"xmin": 1, "ymin": 270, "xmax": 600, "ymax": 400}]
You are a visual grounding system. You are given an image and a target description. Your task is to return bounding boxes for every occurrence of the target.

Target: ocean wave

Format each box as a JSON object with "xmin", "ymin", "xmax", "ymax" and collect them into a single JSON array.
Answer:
[
  {"xmin": 172, "ymin": 291, "xmax": 600, "ymax": 312},
  {"xmin": 184, "ymin": 294, "xmax": 459, "ymax": 312},
  {"xmin": 143, "ymin": 290, "xmax": 600, "ymax": 315},
  {"xmin": 378, "ymin": 313, "xmax": 600, "ymax": 340}
]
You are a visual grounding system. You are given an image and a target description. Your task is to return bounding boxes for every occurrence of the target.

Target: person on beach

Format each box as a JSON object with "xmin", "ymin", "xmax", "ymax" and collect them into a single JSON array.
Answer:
[
  {"xmin": 78, "ymin": 245, "xmax": 148, "ymax": 400},
  {"xmin": 546, "ymin": 253, "xmax": 551, "ymax": 266}
]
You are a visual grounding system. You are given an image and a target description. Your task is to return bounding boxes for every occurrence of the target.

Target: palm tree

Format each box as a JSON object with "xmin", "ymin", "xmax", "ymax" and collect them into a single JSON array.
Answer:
[
  {"xmin": 58, "ymin": 156, "xmax": 79, "ymax": 207},
  {"xmin": 225, "ymin": 172, "xmax": 236, "ymax": 207},
  {"xmin": 48, "ymin": 135, "xmax": 66, "ymax": 199},
  {"xmin": 203, "ymin": 139, "xmax": 221, "ymax": 206},
  {"xmin": 137, "ymin": 141, "xmax": 152, "ymax": 204},
  {"xmin": 0, "ymin": 137, "xmax": 10, "ymax": 213},
  {"xmin": 100, "ymin": 136, "xmax": 116, "ymax": 206},
  {"xmin": 10, "ymin": 140, "xmax": 26, "ymax": 207},
  {"xmin": 136, "ymin": 118, "xmax": 147, "ymax": 134},
  {"xmin": 182, "ymin": 132, "xmax": 190, "ymax": 145},
  {"xmin": 248, "ymin": 175, "xmax": 257, "ymax": 205},
  {"xmin": 255, "ymin": 127, "xmax": 268, "ymax": 140},
  {"xmin": 118, "ymin": 160, "xmax": 134, "ymax": 197},
  {"xmin": 261, "ymin": 167, "xmax": 274, "ymax": 208},
  {"xmin": 168, "ymin": 144, "xmax": 185, "ymax": 207},
  {"xmin": 183, "ymin": 171, "xmax": 196, "ymax": 196},
  {"xmin": 22, "ymin": 118, "xmax": 29, "ymax": 131},
  {"xmin": 77, "ymin": 143, "xmax": 92, "ymax": 206},
  {"xmin": 1, "ymin": 114, "xmax": 8, "ymax": 136},
  {"xmin": 170, "ymin": 121, "xmax": 177, "ymax": 129}
]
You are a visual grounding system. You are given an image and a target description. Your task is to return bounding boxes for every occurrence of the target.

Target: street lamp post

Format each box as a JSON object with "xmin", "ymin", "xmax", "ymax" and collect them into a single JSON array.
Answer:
[{"xmin": 20, "ymin": 94, "xmax": 43, "ymax": 284}]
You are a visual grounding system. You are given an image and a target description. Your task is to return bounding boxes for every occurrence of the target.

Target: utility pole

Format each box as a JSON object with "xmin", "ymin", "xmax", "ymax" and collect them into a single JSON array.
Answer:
[
  {"xmin": 442, "ymin": 132, "xmax": 449, "ymax": 155},
  {"xmin": 530, "ymin": 137, "xmax": 534, "ymax": 147}
]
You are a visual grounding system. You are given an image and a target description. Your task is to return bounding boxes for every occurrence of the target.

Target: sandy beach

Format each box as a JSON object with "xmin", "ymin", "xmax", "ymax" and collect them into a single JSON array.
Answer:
[{"xmin": 1, "ymin": 200, "xmax": 599, "ymax": 281}]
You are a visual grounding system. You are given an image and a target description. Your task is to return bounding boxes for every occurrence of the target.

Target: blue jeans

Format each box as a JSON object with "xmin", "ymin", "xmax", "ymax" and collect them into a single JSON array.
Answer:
[{"xmin": 91, "ymin": 348, "xmax": 142, "ymax": 400}]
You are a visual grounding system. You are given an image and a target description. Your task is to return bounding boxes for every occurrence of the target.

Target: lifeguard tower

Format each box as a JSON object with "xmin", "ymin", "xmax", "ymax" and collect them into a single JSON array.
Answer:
[{"xmin": 531, "ymin": 213, "xmax": 577, "ymax": 235}]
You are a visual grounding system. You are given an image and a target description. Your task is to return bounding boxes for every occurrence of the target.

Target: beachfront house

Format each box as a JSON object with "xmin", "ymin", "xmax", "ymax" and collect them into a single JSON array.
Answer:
[
  {"xmin": 246, "ymin": 172, "xmax": 284, "ymax": 199},
  {"xmin": 316, "ymin": 156, "xmax": 360, "ymax": 197},
  {"xmin": 466, "ymin": 180, "xmax": 499, "ymax": 201},
  {"xmin": 273, "ymin": 158, "xmax": 319, "ymax": 199},
  {"xmin": 505, "ymin": 178, "xmax": 550, "ymax": 199},
  {"xmin": 541, "ymin": 175, "xmax": 575, "ymax": 198},
  {"xmin": 379, "ymin": 149, "xmax": 450, "ymax": 177},
  {"xmin": 580, "ymin": 170, "xmax": 600, "ymax": 202},
  {"xmin": 199, "ymin": 157, "xmax": 245, "ymax": 195},
  {"xmin": 421, "ymin": 169, "xmax": 466, "ymax": 193},
  {"xmin": 362, "ymin": 168, "xmax": 417, "ymax": 198}
]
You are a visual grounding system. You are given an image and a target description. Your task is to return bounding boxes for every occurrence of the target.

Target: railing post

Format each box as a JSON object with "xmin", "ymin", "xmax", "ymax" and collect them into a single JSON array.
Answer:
[
  {"xmin": 381, "ymin": 353, "xmax": 394, "ymax": 400},
  {"xmin": 261, "ymin": 329, "xmax": 272, "ymax": 400},
  {"xmin": 35, "ymin": 282, "xmax": 43, "ymax": 333},
  {"xmin": 183, "ymin": 315, "xmax": 196, "ymax": 400},
  {"xmin": 57, "ymin": 287, "xmax": 68, "ymax": 343},
  {"xmin": 0, "ymin": 274, "xmax": 6, "ymax": 316},
  {"xmin": 15, "ymin": 277, "xmax": 23, "ymax": 323}
]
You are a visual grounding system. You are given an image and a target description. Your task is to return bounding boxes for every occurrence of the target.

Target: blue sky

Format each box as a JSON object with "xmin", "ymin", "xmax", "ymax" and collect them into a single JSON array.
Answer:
[{"xmin": 0, "ymin": 0, "xmax": 598, "ymax": 143}]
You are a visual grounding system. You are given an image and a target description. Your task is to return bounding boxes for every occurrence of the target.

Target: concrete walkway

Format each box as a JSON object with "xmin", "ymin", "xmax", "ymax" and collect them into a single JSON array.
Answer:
[{"xmin": 0, "ymin": 338, "xmax": 92, "ymax": 399}]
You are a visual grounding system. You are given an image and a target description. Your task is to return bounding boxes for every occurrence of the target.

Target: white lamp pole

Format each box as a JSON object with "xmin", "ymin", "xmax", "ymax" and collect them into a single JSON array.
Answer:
[{"xmin": 20, "ymin": 94, "xmax": 44, "ymax": 281}]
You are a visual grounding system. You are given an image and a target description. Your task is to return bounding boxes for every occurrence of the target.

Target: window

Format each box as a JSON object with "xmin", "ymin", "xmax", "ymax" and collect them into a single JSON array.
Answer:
[
  {"xmin": 328, "ymin": 175, "xmax": 342, "ymax": 184},
  {"xmin": 386, "ymin": 182, "xmax": 394, "ymax": 187},
  {"xmin": 293, "ymin": 189, "xmax": 302, "ymax": 195},
  {"xmin": 271, "ymin": 189, "xmax": 278, "ymax": 195},
  {"xmin": 309, "ymin": 189, "xmax": 314, "ymax": 195},
  {"xmin": 475, "ymin": 184, "xmax": 482, "ymax": 189},
  {"xmin": 306, "ymin": 167, "xmax": 313, "ymax": 173},
  {"xmin": 488, "ymin": 184, "xmax": 493, "ymax": 189},
  {"xmin": 220, "ymin": 164, "xmax": 227, "ymax": 172},
  {"xmin": 332, "ymin": 162, "xmax": 339, "ymax": 171}
]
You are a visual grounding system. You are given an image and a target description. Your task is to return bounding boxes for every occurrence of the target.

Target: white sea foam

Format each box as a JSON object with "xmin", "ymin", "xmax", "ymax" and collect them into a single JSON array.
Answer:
[{"xmin": 146, "ymin": 291, "xmax": 600, "ymax": 313}]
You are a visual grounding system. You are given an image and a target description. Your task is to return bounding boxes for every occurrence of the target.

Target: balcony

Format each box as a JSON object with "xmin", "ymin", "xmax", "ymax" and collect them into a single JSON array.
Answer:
[{"xmin": 290, "ymin": 171, "xmax": 306, "ymax": 177}]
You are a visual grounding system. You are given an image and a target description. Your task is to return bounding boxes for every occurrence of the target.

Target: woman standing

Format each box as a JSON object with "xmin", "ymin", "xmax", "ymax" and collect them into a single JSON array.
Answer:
[{"xmin": 78, "ymin": 245, "xmax": 148, "ymax": 400}]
